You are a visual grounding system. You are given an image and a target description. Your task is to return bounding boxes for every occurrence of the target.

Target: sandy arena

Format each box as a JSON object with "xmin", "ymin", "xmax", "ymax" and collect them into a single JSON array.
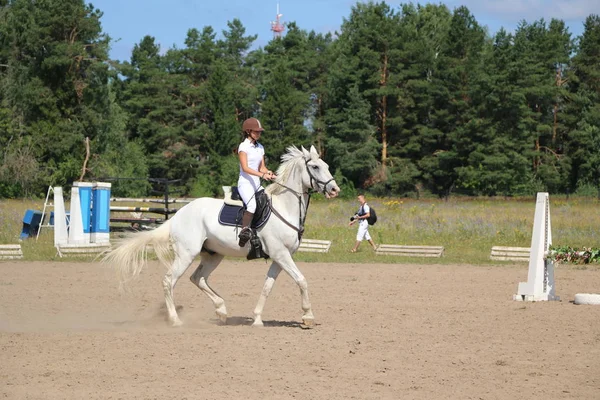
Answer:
[{"xmin": 1, "ymin": 260, "xmax": 599, "ymax": 399}]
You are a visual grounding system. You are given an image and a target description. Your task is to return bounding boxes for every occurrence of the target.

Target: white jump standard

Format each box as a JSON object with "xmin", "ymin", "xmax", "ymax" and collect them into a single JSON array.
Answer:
[
  {"xmin": 53, "ymin": 187, "xmax": 69, "ymax": 247},
  {"xmin": 514, "ymin": 192, "xmax": 559, "ymax": 302}
]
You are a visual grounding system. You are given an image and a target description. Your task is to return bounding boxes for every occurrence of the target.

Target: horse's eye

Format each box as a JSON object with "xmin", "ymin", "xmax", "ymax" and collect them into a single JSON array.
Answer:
[{"xmin": 312, "ymin": 165, "xmax": 319, "ymax": 170}]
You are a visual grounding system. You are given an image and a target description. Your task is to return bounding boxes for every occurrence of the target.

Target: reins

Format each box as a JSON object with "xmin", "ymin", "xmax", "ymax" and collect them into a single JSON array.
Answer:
[
  {"xmin": 268, "ymin": 180, "xmax": 311, "ymax": 241},
  {"xmin": 267, "ymin": 158, "xmax": 330, "ymax": 240}
]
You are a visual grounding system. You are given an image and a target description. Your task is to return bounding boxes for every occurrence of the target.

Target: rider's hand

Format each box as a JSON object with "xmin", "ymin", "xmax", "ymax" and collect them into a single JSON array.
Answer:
[{"xmin": 264, "ymin": 171, "xmax": 276, "ymax": 181}]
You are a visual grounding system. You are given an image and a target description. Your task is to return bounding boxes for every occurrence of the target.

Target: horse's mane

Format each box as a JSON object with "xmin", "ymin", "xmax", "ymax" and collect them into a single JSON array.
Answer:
[{"xmin": 265, "ymin": 146, "xmax": 309, "ymax": 196}]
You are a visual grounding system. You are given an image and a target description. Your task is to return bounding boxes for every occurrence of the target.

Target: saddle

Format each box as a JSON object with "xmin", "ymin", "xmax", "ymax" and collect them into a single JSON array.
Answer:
[
  {"xmin": 222, "ymin": 186, "xmax": 243, "ymax": 207},
  {"xmin": 218, "ymin": 188, "xmax": 271, "ymax": 260}
]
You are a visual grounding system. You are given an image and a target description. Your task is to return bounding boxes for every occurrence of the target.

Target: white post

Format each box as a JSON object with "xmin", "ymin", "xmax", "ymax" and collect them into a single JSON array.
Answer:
[
  {"xmin": 53, "ymin": 187, "xmax": 68, "ymax": 247},
  {"xmin": 68, "ymin": 184, "xmax": 87, "ymax": 244},
  {"xmin": 77, "ymin": 181, "xmax": 94, "ymax": 243},
  {"xmin": 514, "ymin": 192, "xmax": 559, "ymax": 301}
]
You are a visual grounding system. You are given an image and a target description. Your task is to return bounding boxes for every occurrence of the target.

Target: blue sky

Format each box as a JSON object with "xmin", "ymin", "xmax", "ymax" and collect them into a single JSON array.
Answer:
[{"xmin": 92, "ymin": 0, "xmax": 598, "ymax": 62}]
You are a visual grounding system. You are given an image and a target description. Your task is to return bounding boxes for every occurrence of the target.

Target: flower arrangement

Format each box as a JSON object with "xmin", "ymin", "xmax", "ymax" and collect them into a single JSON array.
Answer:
[{"xmin": 547, "ymin": 246, "xmax": 600, "ymax": 264}]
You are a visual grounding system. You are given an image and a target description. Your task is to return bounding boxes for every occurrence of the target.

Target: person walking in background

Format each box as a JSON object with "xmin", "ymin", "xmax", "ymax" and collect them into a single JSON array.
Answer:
[
  {"xmin": 349, "ymin": 194, "xmax": 377, "ymax": 253},
  {"xmin": 237, "ymin": 117, "xmax": 275, "ymax": 247}
]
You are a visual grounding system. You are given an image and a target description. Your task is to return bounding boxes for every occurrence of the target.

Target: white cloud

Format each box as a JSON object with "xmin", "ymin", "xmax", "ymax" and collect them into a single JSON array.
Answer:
[{"xmin": 454, "ymin": 0, "xmax": 598, "ymax": 22}]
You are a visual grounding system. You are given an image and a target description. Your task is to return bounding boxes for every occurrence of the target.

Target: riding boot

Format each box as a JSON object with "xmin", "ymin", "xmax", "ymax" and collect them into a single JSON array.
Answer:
[{"xmin": 238, "ymin": 211, "xmax": 254, "ymax": 247}]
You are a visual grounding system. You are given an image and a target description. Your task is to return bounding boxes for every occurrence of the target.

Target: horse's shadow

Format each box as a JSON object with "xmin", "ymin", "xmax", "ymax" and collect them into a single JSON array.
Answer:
[
  {"xmin": 141, "ymin": 305, "xmax": 312, "ymax": 329},
  {"xmin": 219, "ymin": 316, "xmax": 312, "ymax": 329}
]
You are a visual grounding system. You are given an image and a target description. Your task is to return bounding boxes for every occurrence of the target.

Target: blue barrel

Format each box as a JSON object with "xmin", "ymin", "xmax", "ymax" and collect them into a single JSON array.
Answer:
[
  {"xmin": 75, "ymin": 182, "xmax": 94, "ymax": 236},
  {"xmin": 49, "ymin": 211, "xmax": 70, "ymax": 227},
  {"xmin": 91, "ymin": 182, "xmax": 111, "ymax": 243},
  {"xmin": 20, "ymin": 209, "xmax": 43, "ymax": 239}
]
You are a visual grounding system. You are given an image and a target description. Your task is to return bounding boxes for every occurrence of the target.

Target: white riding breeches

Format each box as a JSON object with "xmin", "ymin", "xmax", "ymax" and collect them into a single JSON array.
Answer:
[
  {"xmin": 356, "ymin": 221, "xmax": 371, "ymax": 241},
  {"xmin": 237, "ymin": 181, "xmax": 260, "ymax": 213}
]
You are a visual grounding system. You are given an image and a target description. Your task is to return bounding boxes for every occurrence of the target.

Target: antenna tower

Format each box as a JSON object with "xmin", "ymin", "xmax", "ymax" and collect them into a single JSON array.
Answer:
[{"xmin": 270, "ymin": 2, "xmax": 285, "ymax": 39}]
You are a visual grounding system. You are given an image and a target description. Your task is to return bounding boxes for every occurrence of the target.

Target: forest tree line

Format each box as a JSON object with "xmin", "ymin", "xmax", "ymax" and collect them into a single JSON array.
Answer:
[{"xmin": 1, "ymin": 0, "xmax": 599, "ymax": 198}]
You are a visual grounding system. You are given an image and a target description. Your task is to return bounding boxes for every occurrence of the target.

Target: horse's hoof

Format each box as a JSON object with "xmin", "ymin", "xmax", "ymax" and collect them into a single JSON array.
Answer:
[
  {"xmin": 171, "ymin": 319, "xmax": 183, "ymax": 327},
  {"xmin": 215, "ymin": 305, "xmax": 228, "ymax": 324},
  {"xmin": 216, "ymin": 313, "xmax": 228, "ymax": 325},
  {"xmin": 302, "ymin": 317, "xmax": 315, "ymax": 328},
  {"xmin": 251, "ymin": 319, "xmax": 264, "ymax": 328}
]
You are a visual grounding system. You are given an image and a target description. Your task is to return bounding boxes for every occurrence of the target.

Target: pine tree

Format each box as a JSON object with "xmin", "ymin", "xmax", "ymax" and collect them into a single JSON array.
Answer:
[
  {"xmin": 0, "ymin": 0, "xmax": 111, "ymax": 195},
  {"xmin": 566, "ymin": 15, "xmax": 600, "ymax": 195},
  {"xmin": 325, "ymin": 85, "xmax": 379, "ymax": 185}
]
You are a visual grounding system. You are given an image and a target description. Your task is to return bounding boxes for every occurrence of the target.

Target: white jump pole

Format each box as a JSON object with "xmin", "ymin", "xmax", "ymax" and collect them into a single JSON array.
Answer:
[
  {"xmin": 514, "ymin": 192, "xmax": 559, "ymax": 301},
  {"xmin": 53, "ymin": 187, "xmax": 68, "ymax": 247}
]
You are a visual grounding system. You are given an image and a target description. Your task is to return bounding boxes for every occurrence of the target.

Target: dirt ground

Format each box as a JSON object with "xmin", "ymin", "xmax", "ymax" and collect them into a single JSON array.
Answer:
[{"xmin": 1, "ymin": 260, "xmax": 599, "ymax": 400}]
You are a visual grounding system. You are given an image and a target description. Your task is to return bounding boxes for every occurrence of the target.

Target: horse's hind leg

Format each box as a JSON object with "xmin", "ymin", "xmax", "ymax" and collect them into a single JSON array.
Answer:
[
  {"xmin": 190, "ymin": 253, "xmax": 227, "ymax": 323},
  {"xmin": 252, "ymin": 262, "xmax": 282, "ymax": 327},
  {"xmin": 163, "ymin": 242, "xmax": 196, "ymax": 327}
]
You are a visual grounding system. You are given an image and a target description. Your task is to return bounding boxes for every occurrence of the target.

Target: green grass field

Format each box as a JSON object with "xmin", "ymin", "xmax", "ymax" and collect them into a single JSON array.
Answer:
[{"xmin": 1, "ymin": 195, "xmax": 599, "ymax": 265}]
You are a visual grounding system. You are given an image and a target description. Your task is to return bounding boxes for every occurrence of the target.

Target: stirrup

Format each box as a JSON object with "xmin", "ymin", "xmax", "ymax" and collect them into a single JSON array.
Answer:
[{"xmin": 238, "ymin": 227, "xmax": 252, "ymax": 247}]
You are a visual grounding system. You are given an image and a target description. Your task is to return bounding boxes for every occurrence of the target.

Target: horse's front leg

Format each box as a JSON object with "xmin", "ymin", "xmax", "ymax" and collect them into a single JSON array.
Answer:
[
  {"xmin": 252, "ymin": 262, "xmax": 282, "ymax": 327},
  {"xmin": 272, "ymin": 252, "xmax": 314, "ymax": 327}
]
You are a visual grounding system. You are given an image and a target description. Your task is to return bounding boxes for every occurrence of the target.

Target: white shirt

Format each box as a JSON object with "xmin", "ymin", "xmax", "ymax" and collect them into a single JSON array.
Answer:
[
  {"xmin": 238, "ymin": 138, "xmax": 264, "ymax": 187},
  {"xmin": 358, "ymin": 203, "xmax": 370, "ymax": 226}
]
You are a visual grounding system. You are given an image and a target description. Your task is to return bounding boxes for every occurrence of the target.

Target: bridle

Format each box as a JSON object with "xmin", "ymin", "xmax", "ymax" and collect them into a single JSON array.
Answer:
[
  {"xmin": 268, "ymin": 157, "xmax": 334, "ymax": 240},
  {"xmin": 305, "ymin": 159, "xmax": 336, "ymax": 196}
]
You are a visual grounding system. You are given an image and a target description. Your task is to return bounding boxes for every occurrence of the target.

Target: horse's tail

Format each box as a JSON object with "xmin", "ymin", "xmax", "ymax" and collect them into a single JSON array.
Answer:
[{"xmin": 103, "ymin": 219, "xmax": 173, "ymax": 286}]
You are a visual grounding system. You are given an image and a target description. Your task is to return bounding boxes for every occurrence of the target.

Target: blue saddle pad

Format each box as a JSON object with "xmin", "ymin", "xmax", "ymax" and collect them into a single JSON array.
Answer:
[
  {"xmin": 217, "ymin": 191, "xmax": 271, "ymax": 229},
  {"xmin": 218, "ymin": 204, "xmax": 244, "ymax": 227}
]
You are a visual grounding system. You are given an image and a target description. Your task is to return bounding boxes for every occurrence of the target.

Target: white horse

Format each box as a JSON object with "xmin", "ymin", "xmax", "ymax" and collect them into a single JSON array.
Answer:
[{"xmin": 103, "ymin": 145, "xmax": 340, "ymax": 327}]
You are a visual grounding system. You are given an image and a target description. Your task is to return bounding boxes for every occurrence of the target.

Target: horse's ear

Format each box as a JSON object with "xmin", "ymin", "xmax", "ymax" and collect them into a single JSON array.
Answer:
[
  {"xmin": 310, "ymin": 145, "xmax": 320, "ymax": 158},
  {"xmin": 301, "ymin": 146, "xmax": 311, "ymax": 160}
]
